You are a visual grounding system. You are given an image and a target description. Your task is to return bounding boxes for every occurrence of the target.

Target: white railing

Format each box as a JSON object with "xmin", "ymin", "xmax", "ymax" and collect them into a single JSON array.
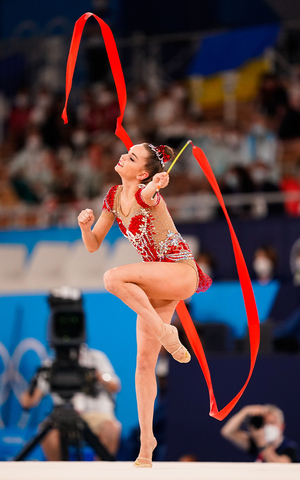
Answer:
[{"xmin": 1, "ymin": 191, "xmax": 300, "ymax": 229}]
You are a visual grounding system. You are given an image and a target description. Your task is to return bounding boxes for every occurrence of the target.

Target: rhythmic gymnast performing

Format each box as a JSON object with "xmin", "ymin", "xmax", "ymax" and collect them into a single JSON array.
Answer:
[
  {"xmin": 63, "ymin": 12, "xmax": 260, "ymax": 468},
  {"xmin": 78, "ymin": 142, "xmax": 212, "ymax": 467}
]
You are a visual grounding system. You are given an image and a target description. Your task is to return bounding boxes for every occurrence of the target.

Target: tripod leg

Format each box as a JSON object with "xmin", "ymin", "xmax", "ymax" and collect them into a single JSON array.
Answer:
[
  {"xmin": 59, "ymin": 430, "xmax": 69, "ymax": 461},
  {"xmin": 14, "ymin": 423, "xmax": 53, "ymax": 461},
  {"xmin": 75, "ymin": 436, "xmax": 84, "ymax": 461},
  {"xmin": 82, "ymin": 422, "xmax": 115, "ymax": 461}
]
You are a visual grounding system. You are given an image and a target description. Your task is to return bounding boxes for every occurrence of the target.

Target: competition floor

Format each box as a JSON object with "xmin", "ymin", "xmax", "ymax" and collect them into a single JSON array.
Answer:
[{"xmin": 1, "ymin": 462, "xmax": 300, "ymax": 480}]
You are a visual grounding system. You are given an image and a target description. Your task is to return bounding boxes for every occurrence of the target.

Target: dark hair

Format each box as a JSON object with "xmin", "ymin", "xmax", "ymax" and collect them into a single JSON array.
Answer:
[{"xmin": 142, "ymin": 143, "xmax": 175, "ymax": 184}]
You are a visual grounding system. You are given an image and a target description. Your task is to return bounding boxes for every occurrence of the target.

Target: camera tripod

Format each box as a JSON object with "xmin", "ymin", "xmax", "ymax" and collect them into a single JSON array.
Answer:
[{"xmin": 14, "ymin": 402, "xmax": 115, "ymax": 461}]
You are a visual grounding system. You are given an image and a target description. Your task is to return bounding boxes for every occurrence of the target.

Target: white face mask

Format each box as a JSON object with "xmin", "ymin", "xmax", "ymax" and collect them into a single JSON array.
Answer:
[
  {"xmin": 253, "ymin": 257, "xmax": 273, "ymax": 277},
  {"xmin": 171, "ymin": 85, "xmax": 186, "ymax": 101},
  {"xmin": 226, "ymin": 133, "xmax": 240, "ymax": 149},
  {"xmin": 252, "ymin": 168, "xmax": 267, "ymax": 184},
  {"xmin": 251, "ymin": 123, "xmax": 267, "ymax": 136},
  {"xmin": 36, "ymin": 93, "xmax": 52, "ymax": 109},
  {"xmin": 263, "ymin": 424, "xmax": 281, "ymax": 443},
  {"xmin": 97, "ymin": 91, "xmax": 114, "ymax": 106},
  {"xmin": 72, "ymin": 131, "xmax": 88, "ymax": 148}
]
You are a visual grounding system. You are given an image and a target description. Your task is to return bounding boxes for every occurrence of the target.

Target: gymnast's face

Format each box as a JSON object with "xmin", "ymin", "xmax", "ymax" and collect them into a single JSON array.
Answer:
[{"xmin": 115, "ymin": 144, "xmax": 150, "ymax": 182}]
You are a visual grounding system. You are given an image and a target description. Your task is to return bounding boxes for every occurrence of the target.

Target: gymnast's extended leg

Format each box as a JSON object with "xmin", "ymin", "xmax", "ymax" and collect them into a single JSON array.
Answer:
[{"xmin": 135, "ymin": 299, "xmax": 178, "ymax": 466}]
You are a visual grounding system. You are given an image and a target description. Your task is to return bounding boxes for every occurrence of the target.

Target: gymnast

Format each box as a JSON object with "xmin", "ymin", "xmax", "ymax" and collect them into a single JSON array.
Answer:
[{"xmin": 77, "ymin": 142, "xmax": 212, "ymax": 467}]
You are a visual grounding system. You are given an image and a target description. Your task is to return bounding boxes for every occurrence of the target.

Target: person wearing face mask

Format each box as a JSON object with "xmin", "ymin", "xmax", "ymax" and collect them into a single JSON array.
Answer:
[
  {"xmin": 220, "ymin": 404, "xmax": 298, "ymax": 462},
  {"xmin": 252, "ymin": 246, "xmax": 277, "ymax": 285},
  {"xmin": 249, "ymin": 162, "xmax": 284, "ymax": 217},
  {"xmin": 221, "ymin": 166, "xmax": 255, "ymax": 219},
  {"xmin": 8, "ymin": 128, "xmax": 51, "ymax": 203}
]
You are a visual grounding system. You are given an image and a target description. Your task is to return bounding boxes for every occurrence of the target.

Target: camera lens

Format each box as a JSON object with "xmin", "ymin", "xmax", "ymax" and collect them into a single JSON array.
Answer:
[{"xmin": 249, "ymin": 415, "xmax": 264, "ymax": 429}]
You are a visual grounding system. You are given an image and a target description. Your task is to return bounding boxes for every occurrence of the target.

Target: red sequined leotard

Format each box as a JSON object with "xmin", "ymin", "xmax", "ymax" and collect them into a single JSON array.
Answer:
[{"xmin": 102, "ymin": 185, "xmax": 212, "ymax": 293}]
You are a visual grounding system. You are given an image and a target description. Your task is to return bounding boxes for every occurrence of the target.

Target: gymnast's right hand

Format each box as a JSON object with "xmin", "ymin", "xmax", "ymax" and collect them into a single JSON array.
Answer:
[{"xmin": 78, "ymin": 208, "xmax": 95, "ymax": 231}]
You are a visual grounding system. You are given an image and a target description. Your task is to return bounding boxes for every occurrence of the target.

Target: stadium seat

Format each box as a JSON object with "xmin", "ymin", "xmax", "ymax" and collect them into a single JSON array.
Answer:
[
  {"xmin": 61, "ymin": 239, "xmax": 110, "ymax": 290},
  {"xmin": 23, "ymin": 242, "xmax": 70, "ymax": 291},
  {"xmin": 108, "ymin": 238, "xmax": 142, "ymax": 268},
  {"xmin": 0, "ymin": 244, "xmax": 27, "ymax": 293}
]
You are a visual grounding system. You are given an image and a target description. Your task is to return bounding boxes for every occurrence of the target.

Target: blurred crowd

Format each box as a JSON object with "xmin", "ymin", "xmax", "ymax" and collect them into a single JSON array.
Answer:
[{"xmin": 1, "ymin": 70, "xmax": 300, "ymax": 227}]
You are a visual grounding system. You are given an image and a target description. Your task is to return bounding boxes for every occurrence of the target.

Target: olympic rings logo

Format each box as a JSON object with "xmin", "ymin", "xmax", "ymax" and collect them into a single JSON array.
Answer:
[{"xmin": 0, "ymin": 339, "xmax": 48, "ymax": 420}]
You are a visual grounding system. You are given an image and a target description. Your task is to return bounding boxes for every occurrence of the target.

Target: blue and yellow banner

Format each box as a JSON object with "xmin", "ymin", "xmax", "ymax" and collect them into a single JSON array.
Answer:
[{"xmin": 187, "ymin": 24, "xmax": 280, "ymax": 108}]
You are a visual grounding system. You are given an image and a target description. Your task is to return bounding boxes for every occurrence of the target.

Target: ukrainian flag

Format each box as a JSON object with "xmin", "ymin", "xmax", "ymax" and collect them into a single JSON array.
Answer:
[{"xmin": 187, "ymin": 24, "xmax": 280, "ymax": 108}]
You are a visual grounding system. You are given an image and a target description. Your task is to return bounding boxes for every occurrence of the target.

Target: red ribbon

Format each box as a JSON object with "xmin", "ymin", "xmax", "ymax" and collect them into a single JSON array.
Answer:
[
  {"xmin": 62, "ymin": 13, "xmax": 260, "ymax": 421},
  {"xmin": 61, "ymin": 12, "xmax": 133, "ymax": 150},
  {"xmin": 177, "ymin": 144, "xmax": 260, "ymax": 420}
]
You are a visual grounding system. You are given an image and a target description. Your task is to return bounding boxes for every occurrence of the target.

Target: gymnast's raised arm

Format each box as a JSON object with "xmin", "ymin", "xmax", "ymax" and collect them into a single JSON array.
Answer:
[{"xmin": 78, "ymin": 208, "xmax": 115, "ymax": 253}]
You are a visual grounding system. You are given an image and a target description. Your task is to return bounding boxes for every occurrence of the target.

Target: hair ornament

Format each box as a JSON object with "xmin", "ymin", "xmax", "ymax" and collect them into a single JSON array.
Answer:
[{"xmin": 148, "ymin": 144, "xmax": 171, "ymax": 167}]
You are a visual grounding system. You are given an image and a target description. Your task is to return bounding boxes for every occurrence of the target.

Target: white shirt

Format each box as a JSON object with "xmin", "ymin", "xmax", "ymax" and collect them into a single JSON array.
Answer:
[{"xmin": 37, "ymin": 345, "xmax": 120, "ymax": 417}]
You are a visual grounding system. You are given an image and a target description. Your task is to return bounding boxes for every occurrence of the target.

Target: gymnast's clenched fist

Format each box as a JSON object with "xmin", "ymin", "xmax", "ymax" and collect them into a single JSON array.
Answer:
[{"xmin": 78, "ymin": 208, "xmax": 95, "ymax": 230}]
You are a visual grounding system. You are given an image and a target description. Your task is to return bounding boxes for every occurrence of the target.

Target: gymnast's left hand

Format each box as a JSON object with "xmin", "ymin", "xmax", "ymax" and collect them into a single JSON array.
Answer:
[{"xmin": 153, "ymin": 172, "xmax": 169, "ymax": 189}]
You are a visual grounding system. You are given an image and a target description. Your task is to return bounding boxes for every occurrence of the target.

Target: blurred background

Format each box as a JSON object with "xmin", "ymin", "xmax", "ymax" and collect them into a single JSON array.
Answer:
[{"xmin": 0, "ymin": 0, "xmax": 300, "ymax": 464}]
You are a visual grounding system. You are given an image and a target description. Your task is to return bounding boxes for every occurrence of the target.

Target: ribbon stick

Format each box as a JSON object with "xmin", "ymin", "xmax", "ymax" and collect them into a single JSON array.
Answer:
[
  {"xmin": 63, "ymin": 13, "xmax": 260, "ymax": 421},
  {"xmin": 167, "ymin": 140, "xmax": 192, "ymax": 173}
]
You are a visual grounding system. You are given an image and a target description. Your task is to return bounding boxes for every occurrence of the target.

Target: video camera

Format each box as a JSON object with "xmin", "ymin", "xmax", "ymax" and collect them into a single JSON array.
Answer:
[
  {"xmin": 16, "ymin": 287, "xmax": 115, "ymax": 462},
  {"xmin": 29, "ymin": 286, "xmax": 99, "ymax": 401}
]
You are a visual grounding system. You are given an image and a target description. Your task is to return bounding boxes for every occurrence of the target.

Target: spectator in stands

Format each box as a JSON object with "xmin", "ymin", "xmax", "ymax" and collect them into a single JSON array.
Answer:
[
  {"xmin": 241, "ymin": 113, "xmax": 278, "ymax": 171},
  {"xmin": 202, "ymin": 122, "xmax": 231, "ymax": 178},
  {"xmin": 221, "ymin": 165, "xmax": 255, "ymax": 218},
  {"xmin": 8, "ymin": 128, "xmax": 51, "ymax": 203},
  {"xmin": 256, "ymin": 73, "xmax": 300, "ymax": 140},
  {"xmin": 280, "ymin": 160, "xmax": 300, "ymax": 216},
  {"xmin": 278, "ymin": 104, "xmax": 300, "ymax": 140},
  {"xmin": 75, "ymin": 143, "xmax": 105, "ymax": 200},
  {"xmin": 151, "ymin": 89, "xmax": 182, "ymax": 134},
  {"xmin": 70, "ymin": 125, "xmax": 90, "ymax": 160},
  {"xmin": 81, "ymin": 84, "xmax": 120, "ymax": 137},
  {"xmin": 249, "ymin": 161, "xmax": 284, "ymax": 216},
  {"xmin": 221, "ymin": 404, "xmax": 298, "ymax": 462},
  {"xmin": 41, "ymin": 95, "xmax": 70, "ymax": 149},
  {"xmin": 0, "ymin": 164, "xmax": 20, "ymax": 208},
  {"xmin": 287, "ymin": 67, "xmax": 300, "ymax": 112},
  {"xmin": 7, "ymin": 88, "xmax": 32, "ymax": 150},
  {"xmin": 20, "ymin": 343, "xmax": 122, "ymax": 459},
  {"xmin": 222, "ymin": 166, "xmax": 254, "ymax": 195},
  {"xmin": 252, "ymin": 245, "xmax": 277, "ymax": 285},
  {"xmin": 1, "ymin": 68, "xmax": 298, "ymax": 228},
  {"xmin": 51, "ymin": 167, "xmax": 77, "ymax": 206},
  {"xmin": 258, "ymin": 73, "xmax": 289, "ymax": 118},
  {"xmin": 30, "ymin": 88, "xmax": 54, "ymax": 129}
]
